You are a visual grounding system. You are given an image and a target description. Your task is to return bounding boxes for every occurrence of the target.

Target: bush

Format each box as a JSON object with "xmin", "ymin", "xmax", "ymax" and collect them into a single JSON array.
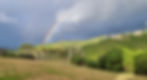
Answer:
[
  {"xmin": 18, "ymin": 53, "xmax": 35, "ymax": 60},
  {"xmin": 135, "ymin": 53, "xmax": 147, "ymax": 75},
  {"xmin": 86, "ymin": 60, "xmax": 98, "ymax": 68},
  {"xmin": 98, "ymin": 47, "xmax": 124, "ymax": 71},
  {"xmin": 71, "ymin": 54, "xmax": 85, "ymax": 65},
  {"xmin": 1, "ymin": 51, "xmax": 17, "ymax": 57}
]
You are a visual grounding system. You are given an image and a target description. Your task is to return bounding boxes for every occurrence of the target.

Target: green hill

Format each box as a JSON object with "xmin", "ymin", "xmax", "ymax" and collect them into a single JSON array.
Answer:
[
  {"xmin": 2, "ymin": 30, "xmax": 147, "ymax": 75},
  {"xmin": 28, "ymin": 29, "xmax": 147, "ymax": 74}
]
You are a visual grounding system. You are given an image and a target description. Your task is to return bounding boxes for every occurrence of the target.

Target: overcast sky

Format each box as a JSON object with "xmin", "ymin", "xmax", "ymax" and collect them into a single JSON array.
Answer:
[{"xmin": 0, "ymin": 0, "xmax": 147, "ymax": 48}]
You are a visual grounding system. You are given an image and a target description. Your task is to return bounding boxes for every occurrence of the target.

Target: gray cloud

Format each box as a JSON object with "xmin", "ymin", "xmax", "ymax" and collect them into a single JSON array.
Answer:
[
  {"xmin": 0, "ymin": 0, "xmax": 78, "ymax": 48},
  {"xmin": 0, "ymin": 12, "xmax": 17, "ymax": 23},
  {"xmin": 0, "ymin": 0, "xmax": 147, "ymax": 48},
  {"xmin": 50, "ymin": 0, "xmax": 147, "ymax": 41}
]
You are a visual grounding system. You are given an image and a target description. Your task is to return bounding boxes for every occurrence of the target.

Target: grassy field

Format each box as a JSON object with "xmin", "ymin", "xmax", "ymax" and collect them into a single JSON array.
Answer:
[{"xmin": 0, "ymin": 58, "xmax": 147, "ymax": 80}]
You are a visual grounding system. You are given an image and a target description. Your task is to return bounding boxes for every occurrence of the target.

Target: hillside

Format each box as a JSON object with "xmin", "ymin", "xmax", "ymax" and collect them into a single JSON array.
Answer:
[
  {"xmin": 36, "ymin": 30, "xmax": 147, "ymax": 74},
  {"xmin": 36, "ymin": 29, "xmax": 147, "ymax": 60},
  {"xmin": 2, "ymin": 30, "xmax": 147, "ymax": 75}
]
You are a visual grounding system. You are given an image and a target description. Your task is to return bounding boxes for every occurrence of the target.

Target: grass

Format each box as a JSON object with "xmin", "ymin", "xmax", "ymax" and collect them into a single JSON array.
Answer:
[{"xmin": 0, "ymin": 58, "xmax": 147, "ymax": 80}]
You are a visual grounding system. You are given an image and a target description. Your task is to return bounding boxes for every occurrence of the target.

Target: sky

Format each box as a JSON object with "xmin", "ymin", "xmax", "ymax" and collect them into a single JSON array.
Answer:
[{"xmin": 0, "ymin": 0, "xmax": 147, "ymax": 49}]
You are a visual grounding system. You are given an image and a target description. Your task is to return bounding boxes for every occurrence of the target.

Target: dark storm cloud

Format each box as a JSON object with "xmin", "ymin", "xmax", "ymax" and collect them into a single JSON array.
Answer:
[
  {"xmin": 50, "ymin": 0, "xmax": 147, "ymax": 41},
  {"xmin": 0, "ymin": 0, "xmax": 147, "ymax": 48},
  {"xmin": 0, "ymin": 0, "xmax": 76, "ymax": 48}
]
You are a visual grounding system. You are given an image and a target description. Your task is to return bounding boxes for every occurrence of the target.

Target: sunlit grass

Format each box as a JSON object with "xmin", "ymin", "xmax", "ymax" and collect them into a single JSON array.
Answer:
[{"xmin": 0, "ymin": 58, "xmax": 147, "ymax": 80}]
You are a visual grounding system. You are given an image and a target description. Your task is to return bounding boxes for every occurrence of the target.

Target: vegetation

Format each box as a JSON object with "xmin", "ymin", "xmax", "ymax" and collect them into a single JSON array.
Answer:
[
  {"xmin": 0, "ymin": 58, "xmax": 117, "ymax": 80},
  {"xmin": 74, "ymin": 30, "xmax": 147, "ymax": 74},
  {"xmin": 1, "ymin": 30, "xmax": 147, "ymax": 76},
  {"xmin": 98, "ymin": 47, "xmax": 124, "ymax": 71},
  {"xmin": 135, "ymin": 52, "xmax": 147, "ymax": 75},
  {"xmin": 0, "ymin": 58, "xmax": 147, "ymax": 80}
]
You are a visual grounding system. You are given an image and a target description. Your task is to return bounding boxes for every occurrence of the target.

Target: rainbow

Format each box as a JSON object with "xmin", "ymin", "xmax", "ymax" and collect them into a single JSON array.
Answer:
[{"xmin": 43, "ymin": 23, "xmax": 59, "ymax": 43}]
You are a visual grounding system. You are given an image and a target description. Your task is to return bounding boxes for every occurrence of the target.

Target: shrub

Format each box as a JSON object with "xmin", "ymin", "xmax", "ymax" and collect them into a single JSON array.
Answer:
[
  {"xmin": 86, "ymin": 60, "xmax": 98, "ymax": 68},
  {"xmin": 135, "ymin": 53, "xmax": 147, "ymax": 75},
  {"xmin": 98, "ymin": 47, "xmax": 124, "ymax": 71},
  {"xmin": 1, "ymin": 51, "xmax": 17, "ymax": 57},
  {"xmin": 71, "ymin": 54, "xmax": 85, "ymax": 65},
  {"xmin": 18, "ymin": 53, "xmax": 35, "ymax": 60}
]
